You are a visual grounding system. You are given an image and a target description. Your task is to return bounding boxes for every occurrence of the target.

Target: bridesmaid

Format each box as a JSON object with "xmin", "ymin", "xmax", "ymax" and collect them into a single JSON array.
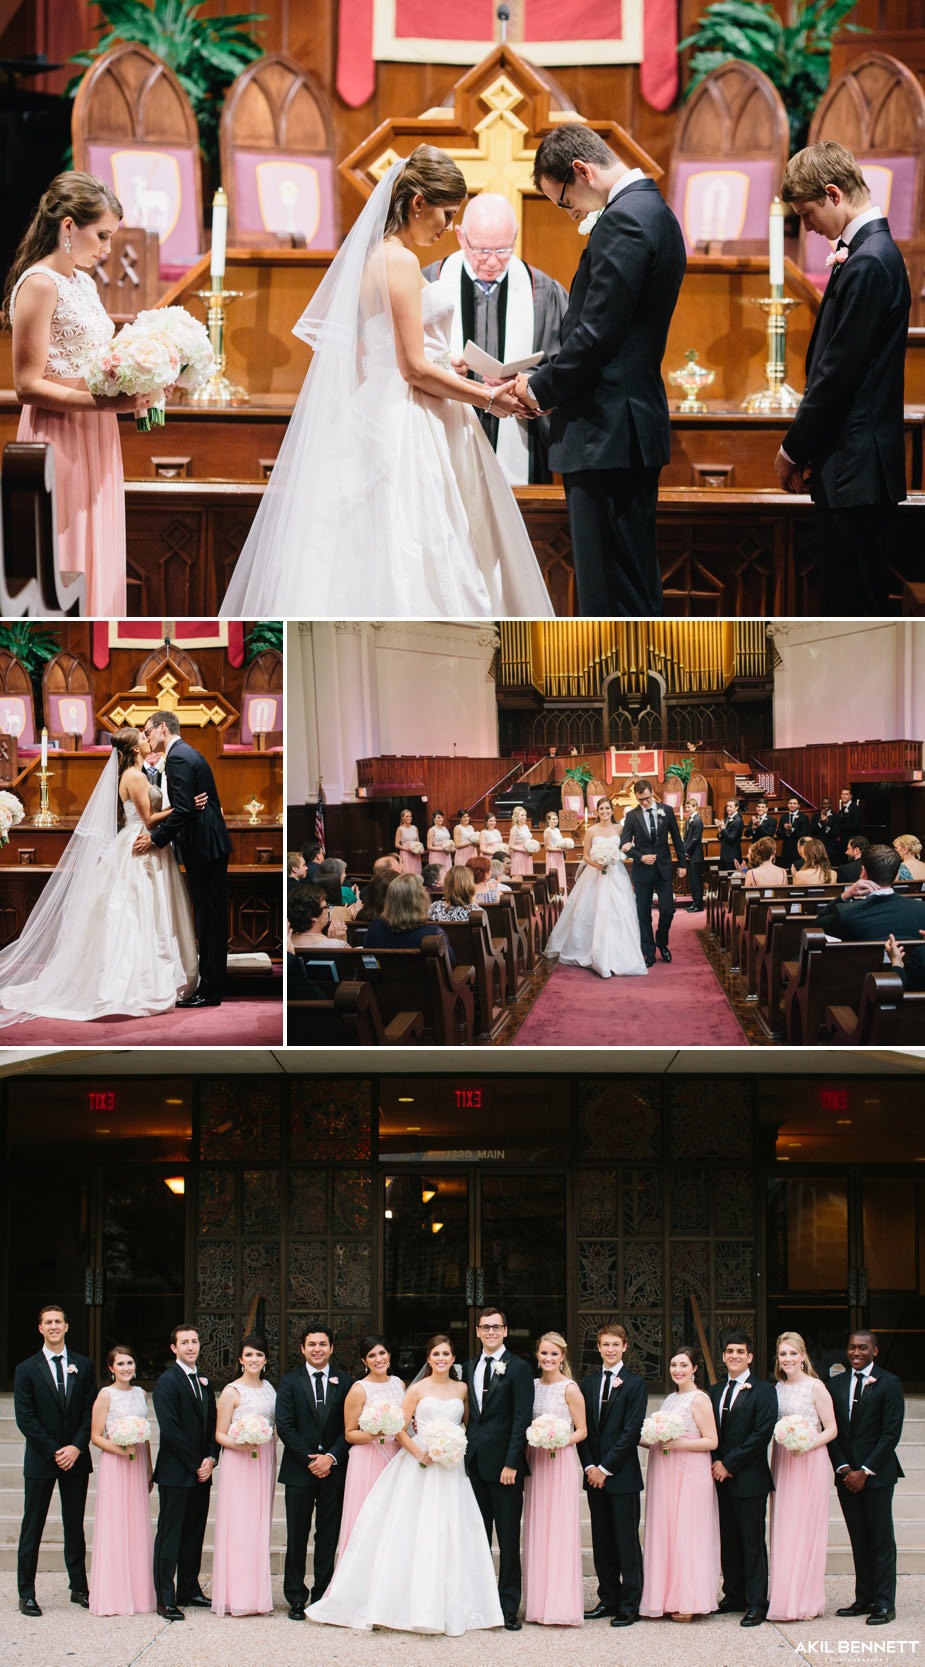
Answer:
[
  {"xmin": 3, "ymin": 171, "xmax": 152, "ymax": 613},
  {"xmin": 509, "ymin": 806, "xmax": 537, "ymax": 876},
  {"xmin": 338, "ymin": 1335, "xmax": 405, "ymax": 1554},
  {"xmin": 767, "ymin": 1331, "xmax": 837, "ymax": 1621},
  {"xmin": 395, "ymin": 808, "xmax": 423, "ymax": 875},
  {"xmin": 88, "ymin": 1344, "xmax": 155, "ymax": 1616},
  {"xmin": 211, "ymin": 1334, "xmax": 277, "ymax": 1616},
  {"xmin": 639, "ymin": 1345, "xmax": 720, "ymax": 1622},
  {"xmin": 426, "ymin": 810, "xmax": 454, "ymax": 880},
  {"xmin": 479, "ymin": 813, "xmax": 507, "ymax": 862},
  {"xmin": 453, "ymin": 809, "xmax": 479, "ymax": 865},
  {"xmin": 522, "ymin": 1331, "xmax": 586, "ymax": 1627},
  {"xmin": 543, "ymin": 811, "xmax": 571, "ymax": 894}
]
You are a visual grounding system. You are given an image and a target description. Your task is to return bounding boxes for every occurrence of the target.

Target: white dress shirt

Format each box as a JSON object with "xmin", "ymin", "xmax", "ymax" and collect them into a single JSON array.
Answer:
[{"xmin": 42, "ymin": 1342, "xmax": 69, "ymax": 1385}]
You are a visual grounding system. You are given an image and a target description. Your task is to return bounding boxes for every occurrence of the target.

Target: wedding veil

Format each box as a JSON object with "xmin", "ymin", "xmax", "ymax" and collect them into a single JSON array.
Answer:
[
  {"xmin": 0, "ymin": 746, "xmax": 118, "ymax": 1027},
  {"xmin": 219, "ymin": 161, "xmax": 404, "ymax": 618}
]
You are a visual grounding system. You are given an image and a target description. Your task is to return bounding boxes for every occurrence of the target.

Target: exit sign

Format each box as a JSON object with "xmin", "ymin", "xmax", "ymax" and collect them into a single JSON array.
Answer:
[
  {"xmin": 819, "ymin": 1088, "xmax": 848, "ymax": 1111},
  {"xmin": 455, "ymin": 1089, "xmax": 482, "ymax": 1109},
  {"xmin": 88, "ymin": 1090, "xmax": 116, "ymax": 1112}
]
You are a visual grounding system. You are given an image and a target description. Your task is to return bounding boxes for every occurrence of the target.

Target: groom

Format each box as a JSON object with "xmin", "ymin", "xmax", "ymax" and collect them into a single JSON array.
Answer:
[
  {"xmin": 134, "ymin": 711, "xmax": 232, "ymax": 1007},
  {"xmin": 463, "ymin": 1306, "xmax": 534, "ymax": 1630},
  {"xmin": 621, "ymin": 781, "xmax": 686, "ymax": 965}
]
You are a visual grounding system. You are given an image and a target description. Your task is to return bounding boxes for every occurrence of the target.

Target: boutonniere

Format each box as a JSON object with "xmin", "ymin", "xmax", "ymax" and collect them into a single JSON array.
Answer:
[
  {"xmin": 826, "ymin": 246, "xmax": 848, "ymax": 267},
  {"xmin": 578, "ymin": 209, "xmax": 602, "ymax": 236},
  {"xmin": 67, "ymin": 1364, "xmax": 78, "ymax": 1375},
  {"xmin": 493, "ymin": 1360, "xmax": 507, "ymax": 1377},
  {"xmin": 329, "ymin": 1377, "xmax": 339, "ymax": 1386},
  {"xmin": 198, "ymin": 1376, "xmax": 209, "ymax": 1386}
]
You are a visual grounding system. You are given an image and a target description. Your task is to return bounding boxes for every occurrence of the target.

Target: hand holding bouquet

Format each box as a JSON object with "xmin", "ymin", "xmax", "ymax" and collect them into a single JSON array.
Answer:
[
  {"xmin": 359, "ymin": 1403, "xmax": 405, "ymax": 1444},
  {"xmin": 773, "ymin": 1414, "xmax": 816, "ymax": 1453},
  {"xmin": 641, "ymin": 1409, "xmax": 686, "ymax": 1454},
  {"xmin": 109, "ymin": 1414, "xmax": 151, "ymax": 1458},
  {"xmin": 525, "ymin": 837, "xmax": 541, "ymax": 854},
  {"xmin": 232, "ymin": 1412, "xmax": 274, "ymax": 1459},
  {"xmin": 526, "ymin": 1413, "xmax": 572, "ymax": 1457},
  {"xmin": 409, "ymin": 840, "xmax": 425, "ymax": 855},
  {"xmin": 84, "ymin": 306, "xmax": 214, "ymax": 432},
  {"xmin": 417, "ymin": 1422, "xmax": 467, "ymax": 1469}
]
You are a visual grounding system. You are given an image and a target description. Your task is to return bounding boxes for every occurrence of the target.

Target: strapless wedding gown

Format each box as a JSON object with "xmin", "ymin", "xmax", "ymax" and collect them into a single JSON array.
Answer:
[
  {"xmin": 220, "ymin": 285, "xmax": 554, "ymax": 619},
  {"xmin": 308, "ymin": 1395, "xmax": 503, "ymax": 1635},
  {"xmin": 0, "ymin": 793, "xmax": 198, "ymax": 1021},
  {"xmin": 544, "ymin": 834, "xmax": 647, "ymax": 977}
]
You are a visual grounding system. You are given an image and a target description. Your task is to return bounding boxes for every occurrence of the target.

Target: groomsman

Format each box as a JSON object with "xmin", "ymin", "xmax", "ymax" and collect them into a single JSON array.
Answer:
[
  {"xmin": 578, "ymin": 1322, "xmax": 647, "ymax": 1626},
  {"xmin": 152, "ymin": 1323, "xmax": 218, "ymax": 1619},
  {"xmin": 746, "ymin": 801, "xmax": 778, "ymax": 843},
  {"xmin": 708, "ymin": 1331, "xmax": 777, "ymax": 1627},
  {"xmin": 682, "ymin": 797, "xmax": 705, "ymax": 912},
  {"xmin": 831, "ymin": 1330, "xmax": 904, "ymax": 1625},
  {"xmin": 835, "ymin": 789, "xmax": 863, "ymax": 857},
  {"xmin": 778, "ymin": 797, "xmax": 811, "ymax": 869},
  {"xmin": 14, "ymin": 1304, "xmax": 96, "ymax": 1616},
  {"xmin": 463, "ymin": 1305, "xmax": 534, "ymax": 1630},
  {"xmin": 276, "ymin": 1323, "xmax": 351, "ymax": 1619}
]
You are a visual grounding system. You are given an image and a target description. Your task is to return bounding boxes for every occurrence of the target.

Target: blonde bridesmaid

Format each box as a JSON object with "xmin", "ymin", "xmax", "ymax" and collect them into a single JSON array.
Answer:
[
  {"xmin": 767, "ymin": 1332, "xmax": 837, "ymax": 1621},
  {"xmin": 522, "ymin": 1331, "xmax": 586, "ymax": 1627},
  {"xmin": 543, "ymin": 811, "xmax": 573, "ymax": 894},
  {"xmin": 509, "ymin": 806, "xmax": 538, "ymax": 876},
  {"xmin": 395, "ymin": 808, "xmax": 423, "ymax": 875}
]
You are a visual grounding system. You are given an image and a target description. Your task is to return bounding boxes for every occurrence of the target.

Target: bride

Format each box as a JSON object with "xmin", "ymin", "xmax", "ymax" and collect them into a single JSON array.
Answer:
[
  {"xmin": 543, "ymin": 794, "xmax": 647, "ymax": 978},
  {"xmin": 0, "ymin": 727, "xmax": 198, "ymax": 1025},
  {"xmin": 219, "ymin": 146, "xmax": 554, "ymax": 620},
  {"xmin": 308, "ymin": 1334, "xmax": 503, "ymax": 1636}
]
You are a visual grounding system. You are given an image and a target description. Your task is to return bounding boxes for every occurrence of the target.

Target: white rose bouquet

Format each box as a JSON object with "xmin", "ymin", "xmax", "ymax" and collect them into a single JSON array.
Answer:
[
  {"xmin": 132, "ymin": 306, "xmax": 214, "ymax": 395},
  {"xmin": 109, "ymin": 1414, "xmax": 151, "ymax": 1458},
  {"xmin": 773, "ymin": 1414, "xmax": 816, "ymax": 1453},
  {"xmin": 84, "ymin": 306, "xmax": 213, "ymax": 432},
  {"xmin": 232, "ymin": 1412, "xmax": 274, "ymax": 1459},
  {"xmin": 359, "ymin": 1403, "xmax": 405, "ymax": 1444},
  {"xmin": 418, "ymin": 1423, "xmax": 467, "ymax": 1468},
  {"xmin": 526, "ymin": 1413, "xmax": 572, "ymax": 1457},
  {"xmin": 525, "ymin": 837, "xmax": 541, "ymax": 854},
  {"xmin": 0, "ymin": 790, "xmax": 25, "ymax": 847},
  {"xmin": 409, "ymin": 840, "xmax": 425, "ymax": 855},
  {"xmin": 640, "ymin": 1408, "xmax": 686, "ymax": 1455}
]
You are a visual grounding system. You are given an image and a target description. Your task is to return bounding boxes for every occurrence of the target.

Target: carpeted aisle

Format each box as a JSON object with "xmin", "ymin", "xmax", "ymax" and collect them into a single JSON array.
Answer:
[
  {"xmin": 511, "ymin": 908, "xmax": 746, "ymax": 1047},
  {"xmin": 2, "ymin": 997, "xmax": 283, "ymax": 1046}
]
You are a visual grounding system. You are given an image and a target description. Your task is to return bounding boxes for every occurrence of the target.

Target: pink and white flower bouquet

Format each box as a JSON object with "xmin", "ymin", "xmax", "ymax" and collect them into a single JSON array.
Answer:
[
  {"xmin": 232, "ymin": 1412, "xmax": 274, "ymax": 1459},
  {"xmin": 418, "ymin": 1423, "xmax": 467, "ymax": 1469},
  {"xmin": 524, "ymin": 837, "xmax": 541, "ymax": 854},
  {"xmin": 0, "ymin": 790, "xmax": 25, "ymax": 847},
  {"xmin": 83, "ymin": 306, "xmax": 213, "ymax": 432},
  {"xmin": 408, "ymin": 840, "xmax": 425, "ymax": 856},
  {"xmin": 359, "ymin": 1403, "xmax": 405, "ymax": 1444},
  {"xmin": 109, "ymin": 1414, "xmax": 151, "ymax": 1458},
  {"xmin": 526, "ymin": 1413, "xmax": 571, "ymax": 1457},
  {"xmin": 641, "ymin": 1408, "xmax": 686, "ymax": 1454},
  {"xmin": 773, "ymin": 1414, "xmax": 816, "ymax": 1453}
]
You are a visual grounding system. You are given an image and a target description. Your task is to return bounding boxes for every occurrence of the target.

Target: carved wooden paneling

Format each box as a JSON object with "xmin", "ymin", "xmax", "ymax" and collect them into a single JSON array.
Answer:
[
  {"xmin": 356, "ymin": 756, "xmax": 518, "ymax": 817},
  {"xmin": 760, "ymin": 741, "xmax": 921, "ymax": 808}
]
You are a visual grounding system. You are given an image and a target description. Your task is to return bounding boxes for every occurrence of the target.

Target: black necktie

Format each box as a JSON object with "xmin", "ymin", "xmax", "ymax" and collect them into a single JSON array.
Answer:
[
  {"xmin": 601, "ymin": 1369, "xmax": 612, "ymax": 1407},
  {"xmin": 314, "ymin": 1371, "xmax": 325, "ymax": 1410},
  {"xmin": 721, "ymin": 1379, "xmax": 735, "ymax": 1429},
  {"xmin": 850, "ymin": 1371, "xmax": 864, "ymax": 1423},
  {"xmin": 647, "ymin": 809, "xmax": 656, "ymax": 840},
  {"xmin": 482, "ymin": 1357, "xmax": 493, "ymax": 1403},
  {"xmin": 52, "ymin": 1355, "xmax": 66, "ymax": 1405}
]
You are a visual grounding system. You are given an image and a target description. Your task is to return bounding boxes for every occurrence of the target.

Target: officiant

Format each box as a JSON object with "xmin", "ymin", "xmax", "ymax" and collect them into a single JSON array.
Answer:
[{"xmin": 423, "ymin": 193, "xmax": 567, "ymax": 485}]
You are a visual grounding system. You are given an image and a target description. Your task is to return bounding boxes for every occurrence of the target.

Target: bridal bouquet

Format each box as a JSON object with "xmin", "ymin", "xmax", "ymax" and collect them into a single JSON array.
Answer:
[
  {"xmin": 0, "ymin": 790, "xmax": 25, "ymax": 847},
  {"xmin": 526, "ymin": 1413, "xmax": 572, "ymax": 1457},
  {"xmin": 359, "ymin": 1403, "xmax": 405, "ymax": 1444},
  {"xmin": 109, "ymin": 1414, "xmax": 151, "ymax": 1458},
  {"xmin": 232, "ymin": 1412, "xmax": 274, "ymax": 1459},
  {"xmin": 641, "ymin": 1409, "xmax": 685, "ymax": 1454},
  {"xmin": 418, "ymin": 1423, "xmax": 467, "ymax": 1469},
  {"xmin": 773, "ymin": 1414, "xmax": 816, "ymax": 1453},
  {"xmin": 84, "ymin": 306, "xmax": 214, "ymax": 432},
  {"xmin": 409, "ymin": 840, "xmax": 425, "ymax": 855}
]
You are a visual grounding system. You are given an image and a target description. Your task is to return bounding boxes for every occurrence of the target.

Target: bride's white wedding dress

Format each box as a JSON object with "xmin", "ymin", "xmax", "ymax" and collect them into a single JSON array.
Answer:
[
  {"xmin": 544, "ymin": 832, "xmax": 647, "ymax": 978},
  {"xmin": 0, "ymin": 784, "xmax": 198, "ymax": 1023},
  {"xmin": 308, "ymin": 1395, "xmax": 503, "ymax": 1635}
]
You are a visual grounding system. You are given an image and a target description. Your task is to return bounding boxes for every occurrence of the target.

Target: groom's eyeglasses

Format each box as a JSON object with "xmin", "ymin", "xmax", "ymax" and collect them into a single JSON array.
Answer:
[{"xmin": 557, "ymin": 166, "xmax": 575, "ymax": 209}]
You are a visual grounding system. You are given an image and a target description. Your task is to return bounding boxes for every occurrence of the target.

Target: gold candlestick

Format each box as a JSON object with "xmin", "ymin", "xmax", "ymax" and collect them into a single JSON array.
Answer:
[
  {"xmin": 33, "ymin": 764, "xmax": 58, "ymax": 826},
  {"xmin": 244, "ymin": 796, "xmax": 264, "ymax": 825},
  {"xmin": 190, "ymin": 286, "xmax": 248, "ymax": 405},
  {"xmin": 742, "ymin": 292, "xmax": 802, "ymax": 413}
]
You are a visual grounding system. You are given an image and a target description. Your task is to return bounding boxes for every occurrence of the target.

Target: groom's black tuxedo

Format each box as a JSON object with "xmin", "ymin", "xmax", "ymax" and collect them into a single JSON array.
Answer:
[
  {"xmin": 707, "ymin": 1371, "xmax": 776, "ymax": 1613},
  {"xmin": 528, "ymin": 178, "xmax": 685, "ymax": 616},
  {"xmin": 829, "ymin": 1362, "xmax": 904, "ymax": 1612},
  {"xmin": 621, "ymin": 801, "xmax": 686, "ymax": 958},
  {"xmin": 152, "ymin": 1360, "xmax": 219, "ymax": 1607},
  {"xmin": 578, "ymin": 1365, "xmax": 646, "ymax": 1616},
  {"xmin": 151, "ymin": 737, "xmax": 232, "ymax": 1002},
  {"xmin": 14, "ymin": 1347, "xmax": 96, "ymax": 1600},
  {"xmin": 275, "ymin": 1362, "xmax": 352, "ymax": 1606},
  {"xmin": 463, "ymin": 1347, "xmax": 533, "ymax": 1620}
]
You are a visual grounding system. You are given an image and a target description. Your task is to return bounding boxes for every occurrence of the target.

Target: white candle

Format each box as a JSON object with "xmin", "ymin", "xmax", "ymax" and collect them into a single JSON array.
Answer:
[
  {"xmin": 210, "ymin": 187, "xmax": 228, "ymax": 280},
  {"xmin": 769, "ymin": 197, "xmax": 784, "ymax": 289},
  {"xmin": 41, "ymin": 727, "xmax": 48, "ymax": 769}
]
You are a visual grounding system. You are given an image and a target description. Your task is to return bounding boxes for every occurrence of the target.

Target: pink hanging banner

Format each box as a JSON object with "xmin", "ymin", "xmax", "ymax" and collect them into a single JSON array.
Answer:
[
  {"xmin": 337, "ymin": 0, "xmax": 377, "ymax": 107},
  {"xmin": 640, "ymin": 0, "xmax": 678, "ymax": 111}
]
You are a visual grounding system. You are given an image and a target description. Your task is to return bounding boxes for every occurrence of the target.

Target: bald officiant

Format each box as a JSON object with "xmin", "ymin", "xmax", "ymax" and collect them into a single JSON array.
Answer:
[{"xmin": 423, "ymin": 193, "xmax": 567, "ymax": 485}]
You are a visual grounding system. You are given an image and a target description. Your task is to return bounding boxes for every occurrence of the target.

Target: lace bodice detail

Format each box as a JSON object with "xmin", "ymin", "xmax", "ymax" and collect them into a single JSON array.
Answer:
[
  {"xmin": 509, "ymin": 823, "xmax": 534, "ymax": 850},
  {"xmin": 359, "ymin": 1375, "xmax": 404, "ymax": 1410},
  {"xmin": 8, "ymin": 265, "xmax": 114, "ymax": 380},
  {"xmin": 430, "ymin": 826, "xmax": 453, "ymax": 850},
  {"xmin": 481, "ymin": 828, "xmax": 503, "ymax": 852},
  {"xmin": 533, "ymin": 1378, "xmax": 572, "ymax": 1422},
  {"xmin": 659, "ymin": 1388, "xmax": 702, "ymax": 1439},
  {"xmin": 104, "ymin": 1384, "xmax": 149, "ymax": 1436},
  {"xmin": 455, "ymin": 823, "xmax": 478, "ymax": 847},
  {"xmin": 397, "ymin": 824, "xmax": 420, "ymax": 848},
  {"xmin": 229, "ymin": 1379, "xmax": 277, "ymax": 1431},
  {"xmin": 415, "ymin": 1394, "xmax": 464, "ymax": 1432},
  {"xmin": 776, "ymin": 1378, "xmax": 821, "ymax": 1428}
]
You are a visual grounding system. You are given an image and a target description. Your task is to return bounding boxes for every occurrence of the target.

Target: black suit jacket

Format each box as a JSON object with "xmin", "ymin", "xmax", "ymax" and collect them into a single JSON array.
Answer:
[
  {"xmin": 779, "ymin": 811, "xmax": 811, "ymax": 865},
  {"xmin": 577, "ymin": 1367, "xmax": 646, "ymax": 1494},
  {"xmin": 747, "ymin": 815, "xmax": 778, "ymax": 843},
  {"xmin": 150, "ymin": 739, "xmax": 232, "ymax": 862},
  {"xmin": 463, "ymin": 1349, "xmax": 533, "ymax": 1481},
  {"xmin": 783, "ymin": 218, "xmax": 910, "ymax": 506},
  {"xmin": 14, "ymin": 1350, "xmax": 96, "ymax": 1481},
  {"xmin": 718, "ymin": 814, "xmax": 744, "ymax": 868},
  {"xmin": 621, "ymin": 803, "xmax": 686, "ymax": 879},
  {"xmin": 708, "ymin": 1374, "xmax": 776, "ymax": 1499},
  {"xmin": 275, "ymin": 1364, "xmax": 352, "ymax": 1486},
  {"xmin": 829, "ymin": 1365, "xmax": 904, "ymax": 1490},
  {"xmin": 836, "ymin": 858, "xmax": 862, "ymax": 884},
  {"xmin": 682, "ymin": 813, "xmax": 703, "ymax": 863},
  {"xmin": 152, "ymin": 1363, "xmax": 219, "ymax": 1488},
  {"xmin": 816, "ymin": 890, "xmax": 925, "ymax": 942},
  {"xmin": 529, "ymin": 179, "xmax": 685, "ymax": 473}
]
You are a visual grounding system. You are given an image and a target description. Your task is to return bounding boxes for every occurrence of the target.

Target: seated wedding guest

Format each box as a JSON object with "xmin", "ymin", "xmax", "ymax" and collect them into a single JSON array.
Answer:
[
  {"xmin": 817, "ymin": 845, "xmax": 925, "ymax": 943},
  {"xmin": 429, "ymin": 863, "xmax": 477, "ymax": 922},
  {"xmin": 364, "ymin": 873, "xmax": 456, "ymax": 966},
  {"xmin": 522, "ymin": 1331, "xmax": 586, "ymax": 1627},
  {"xmin": 468, "ymin": 854, "xmax": 502, "ymax": 904},
  {"xmin": 741, "ymin": 837, "xmax": 787, "ymax": 889},
  {"xmin": 718, "ymin": 801, "xmax": 744, "ymax": 871},
  {"xmin": 578, "ymin": 1322, "xmax": 646, "ymax": 1627},
  {"xmin": 639, "ymin": 1344, "xmax": 720, "ymax": 1623},
  {"xmin": 767, "ymin": 1331, "xmax": 836, "ymax": 1623},
  {"xmin": 426, "ymin": 810, "xmax": 455, "ymax": 879},
  {"xmin": 812, "ymin": 798, "xmax": 839, "ymax": 863},
  {"xmin": 746, "ymin": 801, "xmax": 777, "ymax": 842},
  {"xmin": 288, "ymin": 884, "xmax": 348, "ymax": 950},
  {"xmin": 453, "ymin": 809, "xmax": 480, "ymax": 865},
  {"xmin": 491, "ymin": 854, "xmax": 513, "ymax": 889},
  {"xmin": 778, "ymin": 799, "xmax": 810, "ymax": 870},
  {"xmin": 339, "ymin": 1336, "xmax": 405, "ymax": 1554},
  {"xmin": 288, "ymin": 851, "xmax": 307, "ymax": 889},
  {"xmin": 316, "ymin": 857, "xmax": 359, "ymax": 907},
  {"xmin": 792, "ymin": 837, "xmax": 834, "ymax": 886},
  {"xmin": 421, "ymin": 862, "xmax": 443, "ymax": 889},
  {"xmin": 211, "ymin": 1335, "xmax": 277, "ymax": 1618},
  {"xmin": 352, "ymin": 867, "xmax": 398, "ymax": 925},
  {"xmin": 89, "ymin": 1344, "xmax": 155, "ymax": 1616},
  {"xmin": 893, "ymin": 834, "xmax": 925, "ymax": 881},
  {"xmin": 394, "ymin": 808, "xmax": 424, "ymax": 875},
  {"xmin": 301, "ymin": 839, "xmax": 323, "ymax": 881},
  {"xmin": 837, "ymin": 834, "xmax": 869, "ymax": 885},
  {"xmin": 479, "ymin": 812, "xmax": 507, "ymax": 861},
  {"xmin": 885, "ymin": 930, "xmax": 925, "ymax": 991}
]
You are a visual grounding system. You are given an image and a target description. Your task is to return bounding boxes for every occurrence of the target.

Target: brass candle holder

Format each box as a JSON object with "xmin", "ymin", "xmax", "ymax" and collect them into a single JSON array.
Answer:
[
  {"xmin": 244, "ymin": 796, "xmax": 264, "ymax": 825},
  {"xmin": 742, "ymin": 292, "xmax": 802, "ymax": 413},
  {"xmin": 33, "ymin": 763, "xmax": 58, "ymax": 826},
  {"xmin": 190, "ymin": 284, "xmax": 248, "ymax": 406},
  {"xmin": 669, "ymin": 348, "xmax": 714, "ymax": 413}
]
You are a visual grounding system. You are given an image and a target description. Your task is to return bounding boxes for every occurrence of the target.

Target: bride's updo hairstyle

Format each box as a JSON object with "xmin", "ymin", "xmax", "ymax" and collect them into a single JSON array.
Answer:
[
  {"xmin": 536, "ymin": 1329, "xmax": 573, "ymax": 1378},
  {"xmin": 421, "ymin": 1333, "xmax": 455, "ymax": 1376},
  {"xmin": 2, "ymin": 170, "xmax": 122, "ymax": 327},
  {"xmin": 112, "ymin": 727, "xmax": 144, "ymax": 780},
  {"xmin": 385, "ymin": 145, "xmax": 467, "ymax": 237}
]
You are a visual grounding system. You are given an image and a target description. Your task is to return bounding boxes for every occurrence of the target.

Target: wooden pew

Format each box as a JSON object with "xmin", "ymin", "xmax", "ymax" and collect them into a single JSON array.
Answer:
[
  {"xmin": 755, "ymin": 905, "xmax": 824, "ymax": 1037},
  {"xmin": 738, "ymin": 886, "xmax": 841, "ymax": 995},
  {"xmin": 825, "ymin": 970, "xmax": 925, "ymax": 1047},
  {"xmin": 2, "ymin": 443, "xmax": 85, "ymax": 616},
  {"xmin": 783, "ymin": 934, "xmax": 922, "ymax": 1045},
  {"xmin": 436, "ymin": 909, "xmax": 509, "ymax": 1042},
  {"xmin": 481, "ymin": 895, "xmax": 531, "ymax": 998},
  {"xmin": 295, "ymin": 937, "xmax": 475, "ymax": 1045},
  {"xmin": 288, "ymin": 981, "xmax": 424, "ymax": 1046}
]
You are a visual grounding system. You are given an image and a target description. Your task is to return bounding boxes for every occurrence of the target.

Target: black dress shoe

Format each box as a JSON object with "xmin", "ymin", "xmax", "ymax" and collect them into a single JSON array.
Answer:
[
  {"xmin": 867, "ymin": 1610, "xmax": 896, "ymax": 1626},
  {"xmin": 583, "ymin": 1603, "xmax": 614, "ymax": 1620},
  {"xmin": 685, "ymin": 904, "xmax": 703, "ymax": 913},
  {"xmin": 19, "ymin": 1597, "xmax": 42, "ymax": 1616},
  {"xmin": 741, "ymin": 1609, "xmax": 764, "ymax": 1627},
  {"xmin": 289, "ymin": 1605, "xmax": 307, "ymax": 1620},
  {"xmin": 644, "ymin": 953, "xmax": 655, "ymax": 967},
  {"xmin": 716, "ymin": 1598, "xmax": 743, "ymax": 1614},
  {"xmin": 611, "ymin": 1611, "xmax": 638, "ymax": 1626},
  {"xmin": 70, "ymin": 1590, "xmax": 90, "ymax": 1607},
  {"xmin": 657, "ymin": 946, "xmax": 672, "ymax": 962},
  {"xmin": 503, "ymin": 1615, "xmax": 522, "ymax": 1630},
  {"xmin": 156, "ymin": 1605, "xmax": 185, "ymax": 1621},
  {"xmin": 836, "ymin": 1603, "xmax": 873, "ymax": 1617},
  {"xmin": 177, "ymin": 992, "xmax": 221, "ymax": 1008},
  {"xmin": 183, "ymin": 1593, "xmax": 211, "ymax": 1608}
]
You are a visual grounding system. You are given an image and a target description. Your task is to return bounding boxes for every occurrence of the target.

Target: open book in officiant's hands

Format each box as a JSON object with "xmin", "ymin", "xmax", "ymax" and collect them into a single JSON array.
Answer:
[{"xmin": 463, "ymin": 340, "xmax": 544, "ymax": 379}]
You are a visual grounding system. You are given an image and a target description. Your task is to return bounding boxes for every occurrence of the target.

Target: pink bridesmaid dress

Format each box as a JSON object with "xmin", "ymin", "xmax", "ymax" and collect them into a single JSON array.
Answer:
[
  {"xmin": 454, "ymin": 824, "xmax": 478, "ymax": 866},
  {"xmin": 338, "ymin": 1375, "xmax": 405, "ymax": 1555},
  {"xmin": 397, "ymin": 825, "xmax": 422, "ymax": 875},
  {"xmin": 768, "ymin": 1378, "xmax": 829, "ymax": 1620},
  {"xmin": 9, "ymin": 265, "xmax": 127, "ymax": 614},
  {"xmin": 640, "ymin": 1389, "xmax": 721, "ymax": 1617},
  {"xmin": 88, "ymin": 1385, "xmax": 156, "ymax": 1615},
  {"xmin": 211, "ymin": 1379, "xmax": 277, "ymax": 1616},
  {"xmin": 522, "ymin": 1379, "xmax": 584, "ymax": 1626},
  {"xmin": 544, "ymin": 833, "xmax": 568, "ymax": 894},
  {"xmin": 427, "ymin": 829, "xmax": 454, "ymax": 878},
  {"xmin": 509, "ymin": 823, "xmax": 535, "ymax": 877}
]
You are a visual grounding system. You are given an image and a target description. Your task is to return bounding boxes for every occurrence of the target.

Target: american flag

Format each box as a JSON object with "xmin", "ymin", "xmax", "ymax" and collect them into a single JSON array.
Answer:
[{"xmin": 314, "ymin": 783, "xmax": 326, "ymax": 856}]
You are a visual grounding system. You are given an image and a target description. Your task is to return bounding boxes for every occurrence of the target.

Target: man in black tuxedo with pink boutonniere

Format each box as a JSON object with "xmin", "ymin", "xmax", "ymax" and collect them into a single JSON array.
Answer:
[
  {"xmin": 620, "ymin": 780, "xmax": 686, "ymax": 966},
  {"xmin": 578, "ymin": 1322, "xmax": 647, "ymax": 1627},
  {"xmin": 707, "ymin": 1331, "xmax": 777, "ymax": 1627},
  {"xmin": 152, "ymin": 1322, "xmax": 218, "ymax": 1619},
  {"xmin": 275, "ymin": 1323, "xmax": 352, "ymax": 1619},
  {"xmin": 463, "ymin": 1305, "xmax": 534, "ymax": 1630},
  {"xmin": 830, "ymin": 1330, "xmax": 904, "ymax": 1626},
  {"xmin": 14, "ymin": 1303, "xmax": 96, "ymax": 1616}
]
